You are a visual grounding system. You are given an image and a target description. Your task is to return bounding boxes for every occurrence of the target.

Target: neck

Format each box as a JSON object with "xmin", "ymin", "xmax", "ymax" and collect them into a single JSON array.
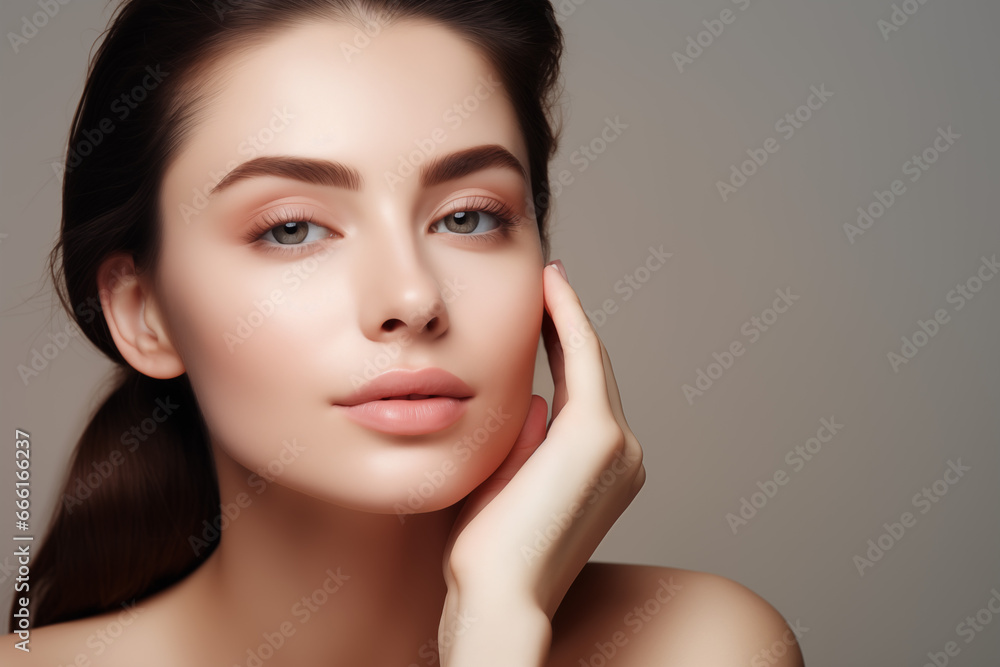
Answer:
[{"xmin": 176, "ymin": 446, "xmax": 465, "ymax": 666}]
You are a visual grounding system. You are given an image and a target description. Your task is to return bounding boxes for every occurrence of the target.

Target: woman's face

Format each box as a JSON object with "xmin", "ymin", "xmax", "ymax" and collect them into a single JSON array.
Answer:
[{"xmin": 151, "ymin": 18, "xmax": 544, "ymax": 513}]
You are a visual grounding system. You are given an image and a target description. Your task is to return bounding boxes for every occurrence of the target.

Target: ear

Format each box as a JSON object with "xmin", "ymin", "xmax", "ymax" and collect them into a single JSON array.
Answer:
[{"xmin": 98, "ymin": 253, "xmax": 185, "ymax": 379}]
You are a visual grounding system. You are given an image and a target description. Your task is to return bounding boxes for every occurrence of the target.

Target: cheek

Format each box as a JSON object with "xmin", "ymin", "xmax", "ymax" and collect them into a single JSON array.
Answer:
[
  {"xmin": 154, "ymin": 242, "xmax": 326, "ymax": 461},
  {"xmin": 463, "ymin": 259, "xmax": 544, "ymax": 387},
  {"xmin": 444, "ymin": 259, "xmax": 543, "ymax": 472}
]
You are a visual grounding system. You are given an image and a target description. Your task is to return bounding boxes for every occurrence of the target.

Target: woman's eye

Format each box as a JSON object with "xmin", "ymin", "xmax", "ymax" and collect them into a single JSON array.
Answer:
[
  {"xmin": 261, "ymin": 221, "xmax": 332, "ymax": 245},
  {"xmin": 432, "ymin": 210, "xmax": 501, "ymax": 235}
]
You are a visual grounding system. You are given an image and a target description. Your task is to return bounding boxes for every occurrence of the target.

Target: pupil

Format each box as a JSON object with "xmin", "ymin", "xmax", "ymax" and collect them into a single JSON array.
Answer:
[
  {"xmin": 448, "ymin": 211, "xmax": 478, "ymax": 232},
  {"xmin": 274, "ymin": 221, "xmax": 308, "ymax": 244}
]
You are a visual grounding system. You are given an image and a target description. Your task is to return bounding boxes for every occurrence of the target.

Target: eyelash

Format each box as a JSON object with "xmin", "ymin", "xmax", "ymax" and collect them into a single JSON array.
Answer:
[{"xmin": 243, "ymin": 197, "xmax": 525, "ymax": 257}]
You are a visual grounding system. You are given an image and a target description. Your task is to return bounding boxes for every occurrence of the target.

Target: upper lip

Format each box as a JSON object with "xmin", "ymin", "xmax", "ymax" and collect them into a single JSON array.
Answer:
[{"xmin": 335, "ymin": 368, "xmax": 474, "ymax": 406}]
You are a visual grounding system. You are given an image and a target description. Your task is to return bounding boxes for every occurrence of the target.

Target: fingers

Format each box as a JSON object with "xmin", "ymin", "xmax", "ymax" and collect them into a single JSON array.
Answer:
[
  {"xmin": 597, "ymin": 335, "xmax": 628, "ymax": 427},
  {"xmin": 443, "ymin": 395, "xmax": 548, "ymax": 564},
  {"xmin": 486, "ymin": 394, "xmax": 548, "ymax": 485},
  {"xmin": 542, "ymin": 263, "xmax": 613, "ymax": 416},
  {"xmin": 540, "ymin": 262, "xmax": 643, "ymax": 504}
]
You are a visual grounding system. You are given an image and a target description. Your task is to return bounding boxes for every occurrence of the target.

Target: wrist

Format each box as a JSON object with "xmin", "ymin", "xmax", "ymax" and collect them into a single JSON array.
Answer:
[{"xmin": 439, "ymin": 590, "xmax": 551, "ymax": 667}]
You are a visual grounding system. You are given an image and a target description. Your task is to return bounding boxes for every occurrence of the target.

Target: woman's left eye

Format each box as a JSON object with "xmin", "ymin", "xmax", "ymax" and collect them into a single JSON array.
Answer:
[{"xmin": 431, "ymin": 209, "xmax": 503, "ymax": 236}]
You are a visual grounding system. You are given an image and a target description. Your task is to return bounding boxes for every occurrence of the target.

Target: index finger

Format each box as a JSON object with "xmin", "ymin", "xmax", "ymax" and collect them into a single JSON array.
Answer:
[{"xmin": 542, "ymin": 263, "xmax": 614, "ymax": 415}]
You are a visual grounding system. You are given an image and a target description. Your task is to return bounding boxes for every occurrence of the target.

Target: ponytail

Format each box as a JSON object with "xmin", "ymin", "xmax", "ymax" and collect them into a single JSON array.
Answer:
[{"xmin": 10, "ymin": 367, "xmax": 219, "ymax": 630}]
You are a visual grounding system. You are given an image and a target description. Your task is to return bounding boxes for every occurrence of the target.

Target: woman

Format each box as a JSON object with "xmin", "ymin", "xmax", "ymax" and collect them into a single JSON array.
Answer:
[{"xmin": 6, "ymin": 0, "xmax": 803, "ymax": 664}]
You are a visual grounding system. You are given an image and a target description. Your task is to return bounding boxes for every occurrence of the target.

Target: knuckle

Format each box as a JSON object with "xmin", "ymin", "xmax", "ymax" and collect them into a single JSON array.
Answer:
[
  {"xmin": 594, "ymin": 420, "xmax": 639, "ymax": 473},
  {"xmin": 447, "ymin": 538, "xmax": 489, "ymax": 587},
  {"xmin": 627, "ymin": 440, "xmax": 644, "ymax": 471},
  {"xmin": 626, "ymin": 464, "xmax": 646, "ymax": 502},
  {"xmin": 445, "ymin": 547, "xmax": 472, "ymax": 586},
  {"xmin": 607, "ymin": 419, "xmax": 640, "ymax": 456},
  {"xmin": 598, "ymin": 418, "xmax": 627, "ymax": 453}
]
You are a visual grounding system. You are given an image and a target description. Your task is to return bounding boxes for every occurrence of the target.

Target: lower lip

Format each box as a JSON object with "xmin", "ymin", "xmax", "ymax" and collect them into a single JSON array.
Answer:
[{"xmin": 338, "ymin": 397, "xmax": 469, "ymax": 435}]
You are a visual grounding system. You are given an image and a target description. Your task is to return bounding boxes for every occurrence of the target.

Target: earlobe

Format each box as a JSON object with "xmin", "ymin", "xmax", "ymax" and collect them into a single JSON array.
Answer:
[{"xmin": 98, "ymin": 253, "xmax": 185, "ymax": 379}]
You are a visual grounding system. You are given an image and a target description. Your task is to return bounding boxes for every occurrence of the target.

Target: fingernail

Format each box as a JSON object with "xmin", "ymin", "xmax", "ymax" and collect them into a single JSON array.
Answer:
[{"xmin": 550, "ymin": 259, "xmax": 568, "ymax": 281}]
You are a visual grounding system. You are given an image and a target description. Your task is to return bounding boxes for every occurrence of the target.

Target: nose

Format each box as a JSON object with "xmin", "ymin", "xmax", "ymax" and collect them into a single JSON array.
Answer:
[{"xmin": 355, "ymin": 228, "xmax": 450, "ymax": 343}]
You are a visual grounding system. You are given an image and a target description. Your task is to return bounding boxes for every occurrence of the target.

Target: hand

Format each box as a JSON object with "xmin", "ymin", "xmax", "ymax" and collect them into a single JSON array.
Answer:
[{"xmin": 441, "ymin": 260, "xmax": 646, "ymax": 620}]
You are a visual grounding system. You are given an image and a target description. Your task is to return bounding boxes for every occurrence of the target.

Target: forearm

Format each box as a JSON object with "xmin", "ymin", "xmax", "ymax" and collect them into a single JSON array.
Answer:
[{"xmin": 438, "ymin": 591, "xmax": 551, "ymax": 667}]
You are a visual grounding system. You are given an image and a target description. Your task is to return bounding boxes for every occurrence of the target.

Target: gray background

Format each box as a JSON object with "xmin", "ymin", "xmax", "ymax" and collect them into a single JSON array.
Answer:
[{"xmin": 3, "ymin": 0, "xmax": 999, "ymax": 664}]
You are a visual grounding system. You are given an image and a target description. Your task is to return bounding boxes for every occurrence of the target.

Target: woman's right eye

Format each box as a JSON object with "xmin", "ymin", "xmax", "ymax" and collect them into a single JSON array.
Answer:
[{"xmin": 258, "ymin": 220, "xmax": 335, "ymax": 246}]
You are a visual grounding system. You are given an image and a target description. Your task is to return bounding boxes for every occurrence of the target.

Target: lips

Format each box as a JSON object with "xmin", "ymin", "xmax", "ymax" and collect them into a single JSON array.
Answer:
[
  {"xmin": 334, "ymin": 368, "xmax": 474, "ymax": 436},
  {"xmin": 335, "ymin": 368, "xmax": 474, "ymax": 407}
]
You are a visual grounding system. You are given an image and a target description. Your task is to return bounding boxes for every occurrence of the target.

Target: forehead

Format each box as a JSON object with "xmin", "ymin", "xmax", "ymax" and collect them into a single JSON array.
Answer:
[{"xmin": 162, "ymin": 18, "xmax": 526, "ymax": 198}]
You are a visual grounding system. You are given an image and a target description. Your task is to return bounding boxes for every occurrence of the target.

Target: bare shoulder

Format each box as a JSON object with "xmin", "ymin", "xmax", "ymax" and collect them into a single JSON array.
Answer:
[
  {"xmin": 547, "ymin": 561, "xmax": 805, "ymax": 667},
  {"xmin": 1, "ymin": 596, "xmax": 176, "ymax": 667}
]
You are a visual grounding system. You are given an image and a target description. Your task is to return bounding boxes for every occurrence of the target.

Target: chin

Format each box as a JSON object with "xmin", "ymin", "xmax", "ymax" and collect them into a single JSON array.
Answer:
[
  {"xmin": 295, "ymin": 479, "xmax": 474, "ymax": 520},
  {"xmin": 247, "ymin": 446, "xmax": 501, "ymax": 518}
]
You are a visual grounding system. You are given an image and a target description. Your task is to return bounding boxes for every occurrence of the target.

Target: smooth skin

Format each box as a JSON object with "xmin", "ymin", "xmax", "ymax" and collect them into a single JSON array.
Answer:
[{"xmin": 6, "ymin": 17, "xmax": 803, "ymax": 667}]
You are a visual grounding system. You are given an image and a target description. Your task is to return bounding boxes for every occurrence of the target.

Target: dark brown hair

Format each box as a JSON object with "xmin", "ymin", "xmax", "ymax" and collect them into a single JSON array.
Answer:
[{"xmin": 12, "ymin": 0, "xmax": 563, "ymax": 631}]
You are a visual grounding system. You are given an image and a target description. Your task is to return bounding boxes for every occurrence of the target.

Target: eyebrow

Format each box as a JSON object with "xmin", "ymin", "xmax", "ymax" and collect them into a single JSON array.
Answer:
[{"xmin": 208, "ymin": 144, "xmax": 527, "ymax": 196}]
